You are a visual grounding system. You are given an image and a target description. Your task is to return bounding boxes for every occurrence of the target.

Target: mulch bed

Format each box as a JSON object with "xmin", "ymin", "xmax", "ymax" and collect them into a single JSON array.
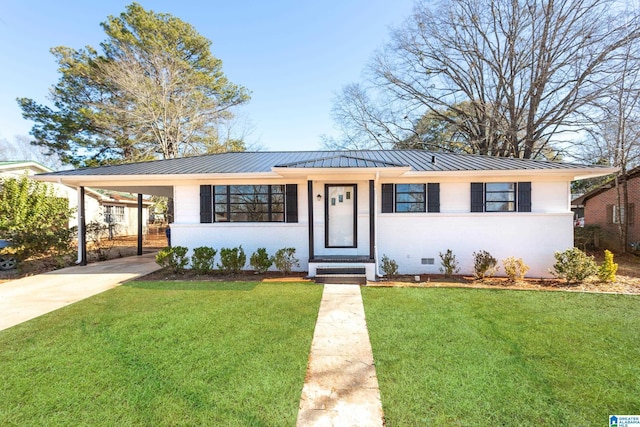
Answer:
[
  {"xmin": 136, "ymin": 269, "xmax": 311, "ymax": 283},
  {"xmin": 372, "ymin": 274, "xmax": 640, "ymax": 295}
]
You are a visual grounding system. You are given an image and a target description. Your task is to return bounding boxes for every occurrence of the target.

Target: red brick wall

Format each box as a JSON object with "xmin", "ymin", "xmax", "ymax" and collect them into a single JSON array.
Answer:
[{"xmin": 583, "ymin": 175, "xmax": 639, "ymax": 250}]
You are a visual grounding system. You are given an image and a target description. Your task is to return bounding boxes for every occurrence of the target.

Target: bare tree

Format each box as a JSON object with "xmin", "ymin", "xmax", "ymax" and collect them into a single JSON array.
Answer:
[
  {"xmin": 333, "ymin": 0, "xmax": 640, "ymax": 159},
  {"xmin": 94, "ymin": 43, "xmax": 246, "ymax": 159},
  {"xmin": 581, "ymin": 38, "xmax": 640, "ymax": 251}
]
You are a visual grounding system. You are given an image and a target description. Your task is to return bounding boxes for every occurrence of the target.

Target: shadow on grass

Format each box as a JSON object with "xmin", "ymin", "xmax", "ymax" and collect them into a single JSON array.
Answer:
[{"xmin": 124, "ymin": 281, "xmax": 259, "ymax": 291}]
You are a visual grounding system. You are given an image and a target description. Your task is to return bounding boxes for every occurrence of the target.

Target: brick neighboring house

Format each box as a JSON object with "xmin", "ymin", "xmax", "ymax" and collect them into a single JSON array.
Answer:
[{"xmin": 573, "ymin": 166, "xmax": 640, "ymax": 250}]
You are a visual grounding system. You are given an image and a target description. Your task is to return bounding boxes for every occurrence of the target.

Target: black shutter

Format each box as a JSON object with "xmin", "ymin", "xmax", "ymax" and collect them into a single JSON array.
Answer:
[
  {"xmin": 285, "ymin": 184, "xmax": 298, "ymax": 223},
  {"xmin": 470, "ymin": 183, "xmax": 484, "ymax": 212},
  {"xmin": 200, "ymin": 185, "xmax": 213, "ymax": 223},
  {"xmin": 517, "ymin": 182, "xmax": 532, "ymax": 212},
  {"xmin": 382, "ymin": 184, "xmax": 394, "ymax": 213},
  {"xmin": 427, "ymin": 183, "xmax": 440, "ymax": 213}
]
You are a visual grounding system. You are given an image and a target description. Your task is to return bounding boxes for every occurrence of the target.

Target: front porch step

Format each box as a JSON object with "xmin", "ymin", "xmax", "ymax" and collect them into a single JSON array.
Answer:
[
  {"xmin": 316, "ymin": 267, "xmax": 367, "ymax": 275},
  {"xmin": 314, "ymin": 266, "xmax": 367, "ymax": 285}
]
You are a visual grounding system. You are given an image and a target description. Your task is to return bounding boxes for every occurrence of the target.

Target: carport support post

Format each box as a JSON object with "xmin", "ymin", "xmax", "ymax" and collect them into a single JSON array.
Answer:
[
  {"xmin": 78, "ymin": 186, "xmax": 87, "ymax": 266},
  {"xmin": 137, "ymin": 194, "xmax": 143, "ymax": 256}
]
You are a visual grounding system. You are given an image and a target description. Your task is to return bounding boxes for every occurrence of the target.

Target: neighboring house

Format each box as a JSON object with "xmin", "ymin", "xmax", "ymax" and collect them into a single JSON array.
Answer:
[
  {"xmin": 0, "ymin": 160, "xmax": 53, "ymax": 178},
  {"xmin": 1, "ymin": 161, "xmax": 149, "ymax": 237},
  {"xmin": 572, "ymin": 166, "xmax": 640, "ymax": 250},
  {"xmin": 90, "ymin": 189, "xmax": 153, "ymax": 236},
  {"xmin": 34, "ymin": 150, "xmax": 614, "ymax": 279}
]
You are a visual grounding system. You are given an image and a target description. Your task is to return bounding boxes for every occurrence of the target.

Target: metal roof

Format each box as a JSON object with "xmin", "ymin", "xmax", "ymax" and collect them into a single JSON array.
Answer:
[
  {"xmin": 275, "ymin": 154, "xmax": 408, "ymax": 169},
  {"xmin": 36, "ymin": 150, "xmax": 611, "ymax": 177}
]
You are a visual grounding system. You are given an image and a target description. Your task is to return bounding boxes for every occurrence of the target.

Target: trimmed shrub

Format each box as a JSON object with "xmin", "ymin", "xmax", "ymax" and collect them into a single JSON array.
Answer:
[
  {"xmin": 473, "ymin": 250, "xmax": 499, "ymax": 279},
  {"xmin": 250, "ymin": 248, "xmax": 273, "ymax": 274},
  {"xmin": 273, "ymin": 247, "xmax": 299, "ymax": 274},
  {"xmin": 381, "ymin": 254, "xmax": 399, "ymax": 278},
  {"xmin": 502, "ymin": 256, "xmax": 530, "ymax": 281},
  {"xmin": 191, "ymin": 246, "xmax": 217, "ymax": 274},
  {"xmin": 551, "ymin": 247, "xmax": 597, "ymax": 284},
  {"xmin": 597, "ymin": 249, "xmax": 618, "ymax": 283},
  {"xmin": 155, "ymin": 246, "xmax": 189, "ymax": 274},
  {"xmin": 439, "ymin": 249, "xmax": 460, "ymax": 278},
  {"xmin": 218, "ymin": 246, "xmax": 246, "ymax": 274}
]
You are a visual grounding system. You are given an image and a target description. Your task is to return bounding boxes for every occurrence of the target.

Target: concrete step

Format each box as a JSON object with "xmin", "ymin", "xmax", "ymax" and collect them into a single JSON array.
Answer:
[
  {"xmin": 316, "ymin": 267, "xmax": 367, "ymax": 276},
  {"xmin": 315, "ymin": 274, "xmax": 367, "ymax": 285}
]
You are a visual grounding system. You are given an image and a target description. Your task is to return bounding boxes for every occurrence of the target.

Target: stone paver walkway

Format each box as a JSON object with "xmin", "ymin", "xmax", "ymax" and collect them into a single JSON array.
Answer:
[
  {"xmin": 297, "ymin": 284, "xmax": 384, "ymax": 427},
  {"xmin": 0, "ymin": 252, "xmax": 161, "ymax": 331}
]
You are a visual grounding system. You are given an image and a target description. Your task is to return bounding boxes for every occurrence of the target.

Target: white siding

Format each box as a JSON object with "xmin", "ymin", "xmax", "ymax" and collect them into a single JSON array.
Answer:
[
  {"xmin": 172, "ymin": 175, "xmax": 574, "ymax": 278},
  {"xmin": 173, "ymin": 181, "xmax": 309, "ymax": 271},
  {"xmin": 377, "ymin": 213, "xmax": 573, "ymax": 278}
]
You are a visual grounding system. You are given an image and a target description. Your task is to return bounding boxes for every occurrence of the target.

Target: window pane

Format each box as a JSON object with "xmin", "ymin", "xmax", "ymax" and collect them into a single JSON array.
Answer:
[
  {"xmin": 214, "ymin": 186, "xmax": 227, "ymax": 195},
  {"xmin": 486, "ymin": 183, "xmax": 515, "ymax": 192},
  {"xmin": 396, "ymin": 193, "xmax": 425, "ymax": 203},
  {"xmin": 231, "ymin": 212, "xmax": 269, "ymax": 222},
  {"xmin": 486, "ymin": 201, "xmax": 515, "ymax": 212},
  {"xmin": 396, "ymin": 184, "xmax": 424, "ymax": 193},
  {"xmin": 486, "ymin": 192, "xmax": 515, "ymax": 202},
  {"xmin": 396, "ymin": 202, "xmax": 425, "ymax": 212}
]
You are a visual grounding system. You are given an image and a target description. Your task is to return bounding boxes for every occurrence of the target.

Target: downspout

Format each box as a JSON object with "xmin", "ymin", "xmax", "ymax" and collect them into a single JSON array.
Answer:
[
  {"xmin": 137, "ymin": 194, "xmax": 143, "ymax": 256},
  {"xmin": 77, "ymin": 186, "xmax": 87, "ymax": 266},
  {"xmin": 374, "ymin": 171, "xmax": 381, "ymax": 278}
]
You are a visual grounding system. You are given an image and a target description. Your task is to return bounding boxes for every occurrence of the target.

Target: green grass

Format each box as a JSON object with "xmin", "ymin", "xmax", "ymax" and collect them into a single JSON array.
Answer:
[
  {"xmin": 0, "ymin": 281, "xmax": 322, "ymax": 427},
  {"xmin": 362, "ymin": 288, "xmax": 640, "ymax": 426}
]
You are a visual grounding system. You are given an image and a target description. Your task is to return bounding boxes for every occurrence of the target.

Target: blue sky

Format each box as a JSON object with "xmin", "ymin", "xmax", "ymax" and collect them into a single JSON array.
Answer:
[{"xmin": 0, "ymin": 0, "xmax": 416, "ymax": 152}]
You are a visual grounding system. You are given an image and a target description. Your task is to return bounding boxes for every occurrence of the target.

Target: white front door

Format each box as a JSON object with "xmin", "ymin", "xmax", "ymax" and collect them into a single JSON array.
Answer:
[{"xmin": 325, "ymin": 184, "xmax": 356, "ymax": 248}]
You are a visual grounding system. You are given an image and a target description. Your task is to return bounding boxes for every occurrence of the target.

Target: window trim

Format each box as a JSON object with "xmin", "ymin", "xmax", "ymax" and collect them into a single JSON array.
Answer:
[
  {"xmin": 215, "ymin": 184, "xmax": 285, "ymax": 223},
  {"xmin": 471, "ymin": 182, "xmax": 531, "ymax": 213},
  {"xmin": 200, "ymin": 184, "xmax": 298, "ymax": 223},
  {"xmin": 395, "ymin": 183, "xmax": 426, "ymax": 213},
  {"xmin": 484, "ymin": 182, "xmax": 517, "ymax": 213},
  {"xmin": 381, "ymin": 183, "xmax": 440, "ymax": 213}
]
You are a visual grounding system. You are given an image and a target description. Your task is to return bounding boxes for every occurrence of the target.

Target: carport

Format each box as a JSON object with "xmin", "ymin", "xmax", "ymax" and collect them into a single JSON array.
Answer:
[{"xmin": 34, "ymin": 171, "xmax": 173, "ymax": 266}]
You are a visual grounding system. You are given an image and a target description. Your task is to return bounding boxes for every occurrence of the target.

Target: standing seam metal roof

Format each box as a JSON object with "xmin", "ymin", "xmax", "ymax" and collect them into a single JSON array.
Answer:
[{"xmin": 36, "ymin": 150, "xmax": 609, "ymax": 176}]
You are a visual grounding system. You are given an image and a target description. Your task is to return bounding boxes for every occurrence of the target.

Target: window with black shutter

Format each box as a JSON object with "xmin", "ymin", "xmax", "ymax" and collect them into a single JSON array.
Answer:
[
  {"xmin": 200, "ymin": 184, "xmax": 297, "ymax": 223},
  {"xmin": 470, "ymin": 183, "xmax": 484, "ymax": 212},
  {"xmin": 285, "ymin": 184, "xmax": 298, "ymax": 223},
  {"xmin": 381, "ymin": 183, "xmax": 439, "ymax": 213},
  {"xmin": 382, "ymin": 184, "xmax": 394, "ymax": 213},
  {"xmin": 517, "ymin": 182, "xmax": 532, "ymax": 212},
  {"xmin": 471, "ymin": 182, "xmax": 531, "ymax": 212},
  {"xmin": 427, "ymin": 183, "xmax": 440, "ymax": 213},
  {"xmin": 200, "ymin": 185, "xmax": 213, "ymax": 223}
]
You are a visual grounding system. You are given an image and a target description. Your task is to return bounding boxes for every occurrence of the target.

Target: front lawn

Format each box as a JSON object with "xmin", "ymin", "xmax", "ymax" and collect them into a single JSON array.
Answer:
[
  {"xmin": 0, "ymin": 281, "xmax": 322, "ymax": 426},
  {"xmin": 362, "ymin": 287, "xmax": 640, "ymax": 426}
]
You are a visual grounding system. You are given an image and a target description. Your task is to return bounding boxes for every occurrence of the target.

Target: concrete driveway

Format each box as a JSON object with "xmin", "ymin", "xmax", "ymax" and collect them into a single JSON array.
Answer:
[{"xmin": 0, "ymin": 252, "xmax": 161, "ymax": 331}]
